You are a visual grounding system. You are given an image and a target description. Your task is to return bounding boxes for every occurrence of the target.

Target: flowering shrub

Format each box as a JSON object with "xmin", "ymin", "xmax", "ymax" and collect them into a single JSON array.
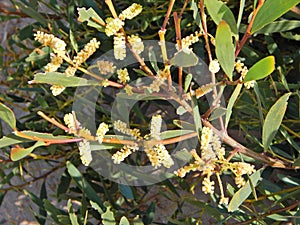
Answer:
[{"xmin": 1, "ymin": 0, "xmax": 300, "ymax": 224}]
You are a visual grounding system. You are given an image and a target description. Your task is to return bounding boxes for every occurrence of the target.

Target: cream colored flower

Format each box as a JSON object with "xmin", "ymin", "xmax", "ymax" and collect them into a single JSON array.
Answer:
[
  {"xmin": 219, "ymin": 196, "xmax": 229, "ymax": 205},
  {"xmin": 202, "ymin": 176, "xmax": 215, "ymax": 194},
  {"xmin": 128, "ymin": 34, "xmax": 144, "ymax": 54},
  {"xmin": 34, "ymin": 31, "xmax": 66, "ymax": 54},
  {"xmin": 45, "ymin": 53, "xmax": 63, "ymax": 72},
  {"xmin": 150, "ymin": 115, "xmax": 162, "ymax": 140},
  {"xmin": 105, "ymin": 17, "xmax": 124, "ymax": 36},
  {"xmin": 97, "ymin": 60, "xmax": 116, "ymax": 75},
  {"xmin": 244, "ymin": 80, "xmax": 255, "ymax": 89},
  {"xmin": 112, "ymin": 144, "xmax": 138, "ymax": 164},
  {"xmin": 79, "ymin": 139, "xmax": 92, "ymax": 166},
  {"xmin": 73, "ymin": 38, "xmax": 100, "ymax": 67},
  {"xmin": 178, "ymin": 31, "xmax": 201, "ymax": 50},
  {"xmin": 119, "ymin": 3, "xmax": 143, "ymax": 20},
  {"xmin": 65, "ymin": 66, "xmax": 77, "ymax": 77},
  {"xmin": 96, "ymin": 122, "xmax": 109, "ymax": 144},
  {"xmin": 114, "ymin": 32, "xmax": 126, "ymax": 60},
  {"xmin": 113, "ymin": 120, "xmax": 142, "ymax": 140},
  {"xmin": 235, "ymin": 176, "xmax": 245, "ymax": 188},
  {"xmin": 209, "ymin": 59, "xmax": 220, "ymax": 74},
  {"xmin": 117, "ymin": 68, "xmax": 130, "ymax": 84},
  {"xmin": 50, "ymin": 85, "xmax": 65, "ymax": 96}
]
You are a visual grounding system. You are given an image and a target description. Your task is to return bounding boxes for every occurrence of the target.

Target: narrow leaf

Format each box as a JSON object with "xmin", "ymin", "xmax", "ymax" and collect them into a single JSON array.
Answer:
[
  {"xmin": 228, "ymin": 169, "xmax": 263, "ymax": 212},
  {"xmin": 225, "ymin": 84, "xmax": 242, "ymax": 129},
  {"xmin": 252, "ymin": 0, "xmax": 300, "ymax": 33},
  {"xmin": 191, "ymin": 0, "xmax": 202, "ymax": 29},
  {"xmin": 78, "ymin": 7, "xmax": 105, "ymax": 32},
  {"xmin": 66, "ymin": 161, "xmax": 105, "ymax": 210},
  {"xmin": 205, "ymin": 0, "xmax": 238, "ymax": 38},
  {"xmin": 243, "ymin": 56, "xmax": 275, "ymax": 82},
  {"xmin": 262, "ymin": 93, "xmax": 291, "ymax": 150},
  {"xmin": 119, "ymin": 184, "xmax": 134, "ymax": 200},
  {"xmin": 251, "ymin": 20, "xmax": 300, "ymax": 34},
  {"xmin": 0, "ymin": 134, "xmax": 27, "ymax": 149},
  {"xmin": 215, "ymin": 21, "xmax": 235, "ymax": 80},
  {"xmin": 11, "ymin": 140, "xmax": 46, "ymax": 161},
  {"xmin": 170, "ymin": 49, "xmax": 198, "ymax": 67},
  {"xmin": 0, "ymin": 103, "xmax": 16, "ymax": 130},
  {"xmin": 68, "ymin": 199, "xmax": 80, "ymax": 225},
  {"xmin": 184, "ymin": 73, "xmax": 193, "ymax": 93},
  {"xmin": 192, "ymin": 96, "xmax": 202, "ymax": 139},
  {"xmin": 16, "ymin": 2, "xmax": 47, "ymax": 26},
  {"xmin": 148, "ymin": 47, "xmax": 159, "ymax": 73},
  {"xmin": 31, "ymin": 72, "xmax": 100, "ymax": 87}
]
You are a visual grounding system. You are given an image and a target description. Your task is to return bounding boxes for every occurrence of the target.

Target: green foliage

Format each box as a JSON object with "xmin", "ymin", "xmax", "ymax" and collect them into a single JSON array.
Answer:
[{"xmin": 0, "ymin": 0, "xmax": 300, "ymax": 224}]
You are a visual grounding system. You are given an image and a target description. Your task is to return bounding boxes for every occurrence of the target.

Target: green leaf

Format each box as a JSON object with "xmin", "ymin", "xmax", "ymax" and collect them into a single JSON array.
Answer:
[
  {"xmin": 31, "ymin": 72, "xmax": 100, "ymax": 87},
  {"xmin": 90, "ymin": 200, "xmax": 104, "ymax": 214},
  {"xmin": 225, "ymin": 84, "xmax": 242, "ymax": 129},
  {"xmin": 205, "ymin": 0, "xmax": 238, "ymax": 38},
  {"xmin": 77, "ymin": 7, "xmax": 105, "ymax": 32},
  {"xmin": 191, "ymin": 0, "xmax": 202, "ymax": 29},
  {"xmin": 209, "ymin": 107, "xmax": 227, "ymax": 121},
  {"xmin": 148, "ymin": 46, "xmax": 159, "ymax": 73},
  {"xmin": 184, "ymin": 73, "xmax": 193, "ymax": 93},
  {"xmin": 142, "ymin": 202, "xmax": 155, "ymax": 225},
  {"xmin": 243, "ymin": 56, "xmax": 275, "ymax": 82},
  {"xmin": 16, "ymin": 2, "xmax": 47, "ymax": 26},
  {"xmin": 119, "ymin": 216, "xmax": 130, "ymax": 225},
  {"xmin": 101, "ymin": 206, "xmax": 116, "ymax": 225},
  {"xmin": 170, "ymin": 49, "xmax": 198, "ymax": 67},
  {"xmin": 192, "ymin": 96, "xmax": 202, "ymax": 139},
  {"xmin": 10, "ymin": 140, "xmax": 46, "ymax": 161},
  {"xmin": 66, "ymin": 161, "xmax": 105, "ymax": 210},
  {"xmin": 119, "ymin": 184, "xmax": 134, "ymax": 200},
  {"xmin": 262, "ymin": 93, "xmax": 291, "ymax": 150},
  {"xmin": 215, "ymin": 20, "xmax": 235, "ymax": 81},
  {"xmin": 68, "ymin": 199, "xmax": 79, "ymax": 225},
  {"xmin": 44, "ymin": 199, "xmax": 68, "ymax": 224},
  {"xmin": 0, "ymin": 103, "xmax": 16, "ymax": 130},
  {"xmin": 228, "ymin": 169, "xmax": 263, "ymax": 212},
  {"xmin": 251, "ymin": 0, "xmax": 300, "ymax": 34},
  {"xmin": 250, "ymin": 20, "xmax": 300, "ymax": 34},
  {"xmin": 0, "ymin": 135, "xmax": 27, "ymax": 149}
]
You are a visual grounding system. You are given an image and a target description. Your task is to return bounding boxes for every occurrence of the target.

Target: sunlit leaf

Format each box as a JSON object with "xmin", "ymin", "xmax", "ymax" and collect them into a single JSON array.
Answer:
[
  {"xmin": 247, "ymin": 20, "xmax": 300, "ymax": 34},
  {"xmin": 0, "ymin": 103, "xmax": 16, "ymax": 130},
  {"xmin": 205, "ymin": 0, "xmax": 238, "ymax": 38},
  {"xmin": 215, "ymin": 20, "xmax": 235, "ymax": 81},
  {"xmin": 78, "ymin": 7, "xmax": 105, "ymax": 32},
  {"xmin": 251, "ymin": 0, "xmax": 300, "ymax": 33},
  {"xmin": 119, "ymin": 216, "xmax": 130, "ymax": 225},
  {"xmin": 262, "ymin": 93, "xmax": 291, "ymax": 150},
  {"xmin": 228, "ymin": 169, "xmax": 263, "ymax": 212},
  {"xmin": 68, "ymin": 199, "xmax": 79, "ymax": 225},
  {"xmin": 101, "ymin": 205, "xmax": 116, "ymax": 225},
  {"xmin": 10, "ymin": 140, "xmax": 46, "ymax": 161},
  {"xmin": 31, "ymin": 72, "xmax": 99, "ymax": 87},
  {"xmin": 243, "ymin": 56, "xmax": 275, "ymax": 82}
]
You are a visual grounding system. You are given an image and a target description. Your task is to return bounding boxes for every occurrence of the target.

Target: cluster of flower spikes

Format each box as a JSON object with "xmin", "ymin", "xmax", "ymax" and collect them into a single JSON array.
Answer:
[
  {"xmin": 104, "ymin": 3, "xmax": 144, "ymax": 60},
  {"xmin": 112, "ymin": 115, "xmax": 174, "ymax": 168},
  {"xmin": 33, "ymin": 31, "xmax": 100, "ymax": 96},
  {"xmin": 174, "ymin": 127, "xmax": 256, "ymax": 205},
  {"xmin": 63, "ymin": 113, "xmax": 109, "ymax": 166},
  {"xmin": 235, "ymin": 60, "xmax": 255, "ymax": 89}
]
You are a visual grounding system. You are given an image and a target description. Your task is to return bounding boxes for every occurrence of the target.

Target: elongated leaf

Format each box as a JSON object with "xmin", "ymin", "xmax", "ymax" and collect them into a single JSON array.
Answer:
[
  {"xmin": 160, "ymin": 130, "xmax": 194, "ymax": 140},
  {"xmin": 0, "ymin": 135, "xmax": 27, "ymax": 148},
  {"xmin": 90, "ymin": 200, "xmax": 104, "ymax": 214},
  {"xmin": 205, "ymin": 0, "xmax": 238, "ymax": 38},
  {"xmin": 31, "ymin": 72, "xmax": 100, "ymax": 87},
  {"xmin": 44, "ymin": 199, "xmax": 66, "ymax": 224},
  {"xmin": 148, "ymin": 47, "xmax": 159, "ymax": 73},
  {"xmin": 262, "ymin": 93, "xmax": 291, "ymax": 150},
  {"xmin": 251, "ymin": 0, "xmax": 300, "ymax": 33},
  {"xmin": 16, "ymin": 2, "xmax": 47, "ymax": 26},
  {"xmin": 184, "ymin": 73, "xmax": 193, "ymax": 93},
  {"xmin": 225, "ymin": 84, "xmax": 242, "ymax": 129},
  {"xmin": 215, "ymin": 21, "xmax": 235, "ymax": 81},
  {"xmin": 0, "ymin": 103, "xmax": 16, "ymax": 130},
  {"xmin": 78, "ymin": 7, "xmax": 105, "ymax": 32},
  {"xmin": 191, "ymin": 0, "xmax": 202, "ymax": 29},
  {"xmin": 228, "ymin": 169, "xmax": 263, "ymax": 212},
  {"xmin": 68, "ymin": 200, "xmax": 79, "ymax": 225},
  {"xmin": 251, "ymin": 20, "xmax": 300, "ymax": 34},
  {"xmin": 192, "ymin": 96, "xmax": 202, "ymax": 139},
  {"xmin": 170, "ymin": 49, "xmax": 198, "ymax": 67},
  {"xmin": 11, "ymin": 140, "xmax": 46, "ymax": 161},
  {"xmin": 209, "ymin": 107, "xmax": 227, "ymax": 121},
  {"xmin": 244, "ymin": 56, "xmax": 275, "ymax": 82},
  {"xmin": 119, "ymin": 184, "xmax": 134, "ymax": 200},
  {"xmin": 66, "ymin": 161, "xmax": 104, "ymax": 210}
]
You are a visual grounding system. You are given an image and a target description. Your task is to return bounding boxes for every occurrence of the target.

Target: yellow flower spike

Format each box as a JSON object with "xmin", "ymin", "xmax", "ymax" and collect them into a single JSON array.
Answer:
[
  {"xmin": 113, "ymin": 32, "xmax": 126, "ymax": 60},
  {"xmin": 117, "ymin": 68, "xmax": 130, "ymax": 84},
  {"xmin": 119, "ymin": 3, "xmax": 143, "ymax": 20},
  {"xmin": 96, "ymin": 122, "xmax": 109, "ymax": 144},
  {"xmin": 105, "ymin": 17, "xmax": 124, "ymax": 36},
  {"xmin": 79, "ymin": 139, "xmax": 92, "ymax": 166},
  {"xmin": 128, "ymin": 34, "xmax": 144, "ymax": 55}
]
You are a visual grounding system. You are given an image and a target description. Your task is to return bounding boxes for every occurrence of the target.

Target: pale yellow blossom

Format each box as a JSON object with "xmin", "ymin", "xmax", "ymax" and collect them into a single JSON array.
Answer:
[
  {"xmin": 114, "ymin": 32, "xmax": 126, "ymax": 60},
  {"xmin": 209, "ymin": 59, "xmax": 220, "ymax": 74},
  {"xmin": 96, "ymin": 122, "xmax": 109, "ymax": 144},
  {"xmin": 50, "ymin": 85, "xmax": 65, "ymax": 96},
  {"xmin": 119, "ymin": 3, "xmax": 143, "ymax": 20},
  {"xmin": 117, "ymin": 68, "xmax": 130, "ymax": 84},
  {"xmin": 79, "ymin": 139, "xmax": 92, "ymax": 166},
  {"xmin": 105, "ymin": 17, "xmax": 124, "ymax": 36},
  {"xmin": 128, "ymin": 34, "xmax": 144, "ymax": 54}
]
